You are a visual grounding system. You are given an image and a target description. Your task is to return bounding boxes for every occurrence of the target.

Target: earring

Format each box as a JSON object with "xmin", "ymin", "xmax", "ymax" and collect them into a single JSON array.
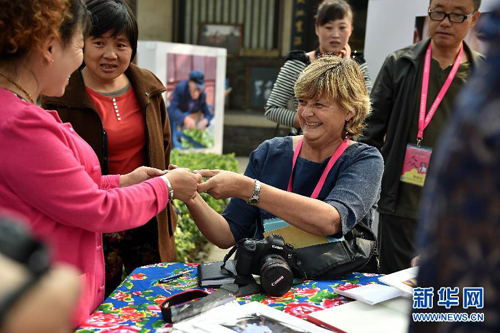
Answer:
[
  {"xmin": 51, "ymin": 59, "xmax": 54, "ymax": 63},
  {"xmin": 344, "ymin": 122, "xmax": 349, "ymax": 140}
]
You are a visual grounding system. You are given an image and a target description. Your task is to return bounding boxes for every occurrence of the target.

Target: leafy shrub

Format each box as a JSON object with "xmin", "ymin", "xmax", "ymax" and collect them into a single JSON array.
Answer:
[
  {"xmin": 171, "ymin": 149, "xmax": 239, "ymax": 262},
  {"xmin": 180, "ymin": 128, "xmax": 214, "ymax": 149}
]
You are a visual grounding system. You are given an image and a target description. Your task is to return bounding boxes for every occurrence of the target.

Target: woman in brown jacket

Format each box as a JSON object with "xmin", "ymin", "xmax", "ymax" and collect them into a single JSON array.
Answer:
[{"xmin": 42, "ymin": 0, "xmax": 177, "ymax": 295}]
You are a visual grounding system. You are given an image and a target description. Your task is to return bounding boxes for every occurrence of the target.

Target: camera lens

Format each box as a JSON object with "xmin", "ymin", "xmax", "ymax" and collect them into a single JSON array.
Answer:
[{"xmin": 259, "ymin": 254, "xmax": 293, "ymax": 296}]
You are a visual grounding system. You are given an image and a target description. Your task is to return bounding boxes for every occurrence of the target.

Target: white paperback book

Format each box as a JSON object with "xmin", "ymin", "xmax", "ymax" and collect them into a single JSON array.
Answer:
[
  {"xmin": 333, "ymin": 284, "xmax": 404, "ymax": 305},
  {"xmin": 307, "ymin": 297, "xmax": 412, "ymax": 333},
  {"xmin": 378, "ymin": 266, "xmax": 419, "ymax": 296}
]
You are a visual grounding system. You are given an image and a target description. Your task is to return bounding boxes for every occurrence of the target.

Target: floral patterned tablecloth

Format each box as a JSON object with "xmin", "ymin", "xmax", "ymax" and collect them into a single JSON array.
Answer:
[{"xmin": 76, "ymin": 262, "xmax": 382, "ymax": 332}]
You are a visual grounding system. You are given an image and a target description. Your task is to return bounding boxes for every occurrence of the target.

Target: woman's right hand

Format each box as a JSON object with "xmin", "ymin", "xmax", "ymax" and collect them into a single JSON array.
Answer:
[
  {"xmin": 163, "ymin": 168, "xmax": 202, "ymax": 202},
  {"xmin": 338, "ymin": 43, "xmax": 352, "ymax": 59}
]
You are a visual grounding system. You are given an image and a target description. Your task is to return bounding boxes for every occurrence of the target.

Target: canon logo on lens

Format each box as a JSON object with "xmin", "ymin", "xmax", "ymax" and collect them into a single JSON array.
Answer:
[{"xmin": 271, "ymin": 275, "xmax": 284, "ymax": 287}]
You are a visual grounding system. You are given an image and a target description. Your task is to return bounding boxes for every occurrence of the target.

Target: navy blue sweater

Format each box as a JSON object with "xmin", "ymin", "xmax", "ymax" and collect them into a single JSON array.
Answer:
[{"xmin": 223, "ymin": 136, "xmax": 384, "ymax": 241}]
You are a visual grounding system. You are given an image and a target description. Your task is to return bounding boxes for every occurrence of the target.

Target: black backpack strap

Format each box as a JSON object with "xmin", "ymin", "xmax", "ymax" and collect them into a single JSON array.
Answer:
[
  {"xmin": 352, "ymin": 51, "xmax": 366, "ymax": 65},
  {"xmin": 289, "ymin": 250, "xmax": 307, "ymax": 280},
  {"xmin": 285, "ymin": 50, "xmax": 310, "ymax": 64},
  {"xmin": 348, "ymin": 221, "xmax": 379, "ymax": 273},
  {"xmin": 345, "ymin": 221, "xmax": 377, "ymax": 241}
]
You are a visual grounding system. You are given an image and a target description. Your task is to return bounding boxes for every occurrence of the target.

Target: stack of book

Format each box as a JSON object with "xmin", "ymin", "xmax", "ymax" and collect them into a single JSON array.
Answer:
[{"xmin": 306, "ymin": 268, "xmax": 418, "ymax": 332}]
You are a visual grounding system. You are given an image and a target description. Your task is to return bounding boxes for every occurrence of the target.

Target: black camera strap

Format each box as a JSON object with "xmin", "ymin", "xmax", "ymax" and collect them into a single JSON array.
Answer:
[{"xmin": 220, "ymin": 240, "xmax": 264, "ymax": 296}]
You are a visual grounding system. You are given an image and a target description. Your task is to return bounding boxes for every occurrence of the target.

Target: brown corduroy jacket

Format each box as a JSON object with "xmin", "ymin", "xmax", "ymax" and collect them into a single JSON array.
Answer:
[{"xmin": 41, "ymin": 63, "xmax": 178, "ymax": 262}]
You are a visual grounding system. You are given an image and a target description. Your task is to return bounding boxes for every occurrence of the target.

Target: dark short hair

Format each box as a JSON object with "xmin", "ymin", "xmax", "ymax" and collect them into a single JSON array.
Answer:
[
  {"xmin": 429, "ymin": 0, "xmax": 481, "ymax": 11},
  {"xmin": 61, "ymin": 0, "xmax": 90, "ymax": 47},
  {"xmin": 316, "ymin": 0, "xmax": 353, "ymax": 26},
  {"xmin": 85, "ymin": 0, "xmax": 138, "ymax": 62}
]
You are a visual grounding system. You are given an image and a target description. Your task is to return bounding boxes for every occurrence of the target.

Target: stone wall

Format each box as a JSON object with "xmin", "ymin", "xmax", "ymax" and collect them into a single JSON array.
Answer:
[{"xmin": 136, "ymin": 0, "xmax": 174, "ymax": 42}]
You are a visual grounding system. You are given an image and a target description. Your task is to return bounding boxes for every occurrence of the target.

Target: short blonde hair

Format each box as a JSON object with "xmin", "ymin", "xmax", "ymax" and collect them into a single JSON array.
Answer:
[{"xmin": 294, "ymin": 56, "xmax": 370, "ymax": 138}]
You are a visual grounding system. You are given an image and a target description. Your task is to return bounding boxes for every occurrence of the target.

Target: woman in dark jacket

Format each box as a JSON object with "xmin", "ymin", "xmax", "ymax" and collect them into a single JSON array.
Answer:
[{"xmin": 42, "ymin": 0, "xmax": 177, "ymax": 295}]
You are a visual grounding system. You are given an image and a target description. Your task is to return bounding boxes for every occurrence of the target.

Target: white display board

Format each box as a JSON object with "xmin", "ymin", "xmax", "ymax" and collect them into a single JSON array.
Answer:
[
  {"xmin": 365, "ymin": 0, "xmax": 497, "ymax": 81},
  {"xmin": 137, "ymin": 41, "xmax": 227, "ymax": 154}
]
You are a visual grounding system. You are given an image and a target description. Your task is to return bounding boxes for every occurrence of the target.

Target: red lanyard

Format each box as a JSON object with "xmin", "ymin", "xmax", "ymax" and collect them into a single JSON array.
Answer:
[
  {"xmin": 417, "ymin": 42, "xmax": 463, "ymax": 145},
  {"xmin": 287, "ymin": 138, "xmax": 348, "ymax": 199}
]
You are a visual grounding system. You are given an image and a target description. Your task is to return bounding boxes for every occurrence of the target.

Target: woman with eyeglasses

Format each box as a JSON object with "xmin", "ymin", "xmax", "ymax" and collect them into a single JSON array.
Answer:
[{"xmin": 264, "ymin": 0, "xmax": 372, "ymax": 134}]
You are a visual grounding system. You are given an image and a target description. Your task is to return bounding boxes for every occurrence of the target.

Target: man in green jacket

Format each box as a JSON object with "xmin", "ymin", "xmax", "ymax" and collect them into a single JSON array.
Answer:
[{"xmin": 360, "ymin": 0, "xmax": 484, "ymax": 273}]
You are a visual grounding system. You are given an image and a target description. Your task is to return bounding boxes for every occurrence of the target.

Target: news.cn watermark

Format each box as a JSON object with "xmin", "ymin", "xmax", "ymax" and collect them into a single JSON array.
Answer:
[{"xmin": 412, "ymin": 287, "xmax": 484, "ymax": 322}]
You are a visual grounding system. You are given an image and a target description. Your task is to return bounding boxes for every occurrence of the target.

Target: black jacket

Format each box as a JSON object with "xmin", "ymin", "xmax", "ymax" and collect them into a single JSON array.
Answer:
[{"xmin": 359, "ymin": 38, "xmax": 484, "ymax": 213}]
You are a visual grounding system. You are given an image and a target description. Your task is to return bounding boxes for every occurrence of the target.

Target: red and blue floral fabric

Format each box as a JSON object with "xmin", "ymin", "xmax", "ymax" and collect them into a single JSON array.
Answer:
[{"xmin": 76, "ymin": 262, "xmax": 382, "ymax": 332}]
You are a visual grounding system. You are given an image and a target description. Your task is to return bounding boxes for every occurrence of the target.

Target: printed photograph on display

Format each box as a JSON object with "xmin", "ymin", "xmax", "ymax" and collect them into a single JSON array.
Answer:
[
  {"xmin": 220, "ymin": 313, "xmax": 308, "ymax": 333},
  {"xmin": 198, "ymin": 23, "xmax": 243, "ymax": 56},
  {"xmin": 137, "ymin": 41, "xmax": 226, "ymax": 154},
  {"xmin": 195, "ymin": 302, "xmax": 331, "ymax": 333},
  {"xmin": 414, "ymin": 12, "xmax": 491, "ymax": 53},
  {"xmin": 166, "ymin": 53, "xmax": 217, "ymax": 150}
]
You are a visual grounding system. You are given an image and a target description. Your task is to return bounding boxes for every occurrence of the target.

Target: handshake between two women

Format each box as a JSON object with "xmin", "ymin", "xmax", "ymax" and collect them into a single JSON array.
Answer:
[
  {"xmin": 162, "ymin": 166, "xmax": 242, "ymax": 204},
  {"xmin": 120, "ymin": 165, "xmax": 239, "ymax": 204}
]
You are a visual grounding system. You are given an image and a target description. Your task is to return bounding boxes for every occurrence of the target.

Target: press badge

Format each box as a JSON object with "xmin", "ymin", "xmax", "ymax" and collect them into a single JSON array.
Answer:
[{"xmin": 400, "ymin": 144, "xmax": 432, "ymax": 187}]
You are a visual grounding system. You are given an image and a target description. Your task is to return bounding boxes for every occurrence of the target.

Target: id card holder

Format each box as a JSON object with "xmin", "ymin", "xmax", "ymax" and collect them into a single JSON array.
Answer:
[{"xmin": 400, "ymin": 144, "xmax": 432, "ymax": 187}]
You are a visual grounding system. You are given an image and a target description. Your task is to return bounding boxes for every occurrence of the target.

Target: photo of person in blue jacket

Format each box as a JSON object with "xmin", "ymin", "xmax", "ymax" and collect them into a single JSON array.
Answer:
[{"xmin": 167, "ymin": 70, "xmax": 214, "ymax": 132}]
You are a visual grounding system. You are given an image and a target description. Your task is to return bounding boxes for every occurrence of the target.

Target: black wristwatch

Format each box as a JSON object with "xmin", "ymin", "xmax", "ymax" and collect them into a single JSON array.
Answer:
[{"xmin": 247, "ymin": 180, "xmax": 261, "ymax": 206}]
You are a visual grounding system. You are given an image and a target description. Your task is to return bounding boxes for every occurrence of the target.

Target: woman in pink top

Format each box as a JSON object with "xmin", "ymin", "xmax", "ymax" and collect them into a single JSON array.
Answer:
[
  {"xmin": 0, "ymin": 0, "xmax": 201, "ymax": 327},
  {"xmin": 42, "ymin": 0, "xmax": 182, "ymax": 296}
]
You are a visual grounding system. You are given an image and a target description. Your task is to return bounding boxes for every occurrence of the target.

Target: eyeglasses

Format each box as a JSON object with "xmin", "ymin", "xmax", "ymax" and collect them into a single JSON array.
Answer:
[{"xmin": 428, "ymin": 9, "xmax": 476, "ymax": 23}]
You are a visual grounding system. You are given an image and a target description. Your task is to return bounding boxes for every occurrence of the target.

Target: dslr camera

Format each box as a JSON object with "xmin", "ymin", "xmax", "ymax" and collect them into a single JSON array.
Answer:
[
  {"xmin": 234, "ymin": 234, "xmax": 302, "ymax": 296},
  {"xmin": 0, "ymin": 215, "xmax": 49, "ymax": 276}
]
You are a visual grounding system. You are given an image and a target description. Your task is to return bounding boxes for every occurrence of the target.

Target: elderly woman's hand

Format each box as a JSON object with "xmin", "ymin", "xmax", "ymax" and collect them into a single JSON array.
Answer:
[
  {"xmin": 196, "ymin": 170, "xmax": 246, "ymax": 200},
  {"xmin": 120, "ymin": 166, "xmax": 167, "ymax": 187},
  {"xmin": 164, "ymin": 168, "xmax": 202, "ymax": 202}
]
